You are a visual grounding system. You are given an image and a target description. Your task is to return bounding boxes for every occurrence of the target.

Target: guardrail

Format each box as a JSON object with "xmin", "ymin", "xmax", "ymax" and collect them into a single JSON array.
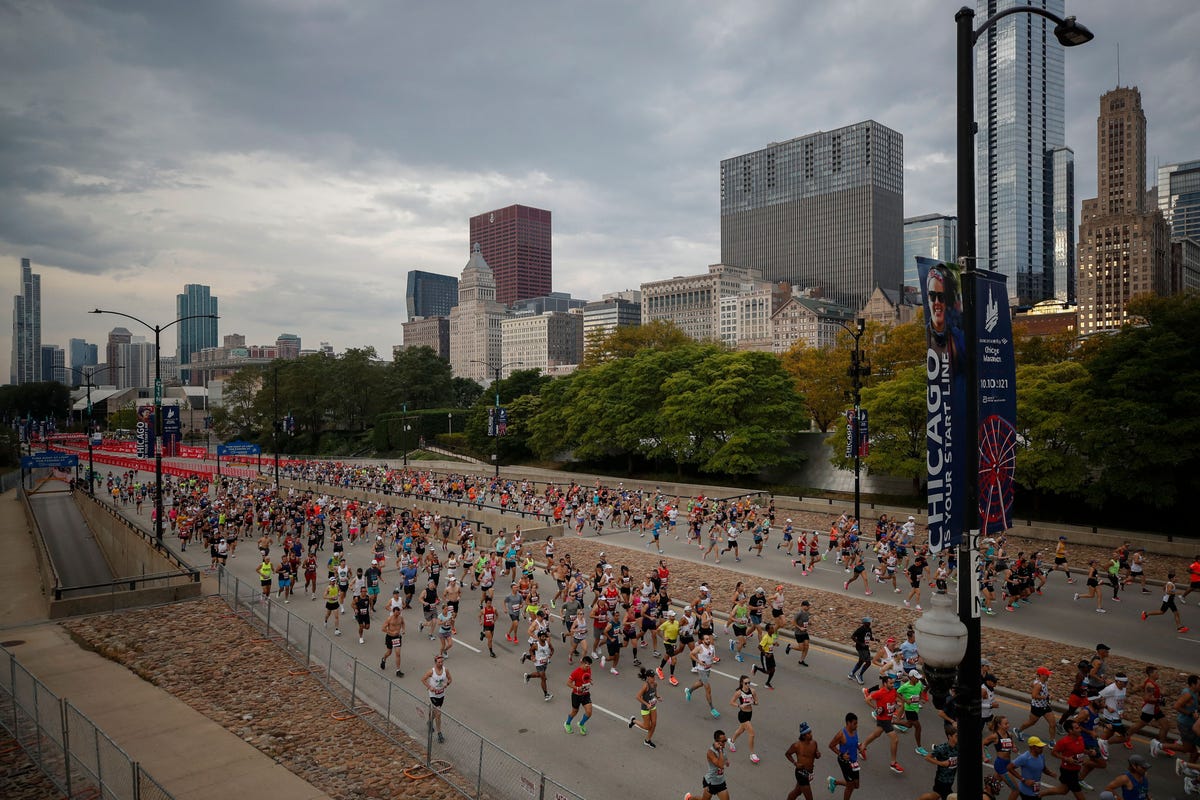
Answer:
[
  {"xmin": 0, "ymin": 645, "xmax": 174, "ymax": 800},
  {"xmin": 216, "ymin": 569, "xmax": 585, "ymax": 800}
]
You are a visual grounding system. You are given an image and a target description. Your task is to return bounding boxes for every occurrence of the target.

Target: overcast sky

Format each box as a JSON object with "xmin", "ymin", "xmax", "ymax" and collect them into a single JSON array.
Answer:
[{"xmin": 2, "ymin": 0, "xmax": 1198, "ymax": 379}]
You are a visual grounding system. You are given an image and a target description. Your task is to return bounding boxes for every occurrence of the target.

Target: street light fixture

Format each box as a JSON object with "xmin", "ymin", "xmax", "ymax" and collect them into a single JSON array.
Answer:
[
  {"xmin": 66, "ymin": 364, "xmax": 122, "ymax": 496},
  {"xmin": 470, "ymin": 359, "xmax": 524, "ymax": 476},
  {"xmin": 831, "ymin": 317, "xmax": 870, "ymax": 525},
  {"xmin": 951, "ymin": 5, "xmax": 1093, "ymax": 796},
  {"xmin": 90, "ymin": 308, "xmax": 219, "ymax": 543}
]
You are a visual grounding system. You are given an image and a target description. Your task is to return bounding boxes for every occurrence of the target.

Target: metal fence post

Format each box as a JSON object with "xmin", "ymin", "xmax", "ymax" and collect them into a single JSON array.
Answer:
[
  {"xmin": 425, "ymin": 700, "xmax": 434, "ymax": 765},
  {"xmin": 132, "ymin": 760, "xmax": 140, "ymax": 800},
  {"xmin": 32, "ymin": 672, "xmax": 42, "ymax": 766},
  {"xmin": 539, "ymin": 772, "xmax": 546, "ymax": 800},
  {"xmin": 60, "ymin": 698, "xmax": 71, "ymax": 798},
  {"xmin": 476, "ymin": 737, "xmax": 484, "ymax": 799},
  {"xmin": 350, "ymin": 660, "xmax": 358, "ymax": 709}
]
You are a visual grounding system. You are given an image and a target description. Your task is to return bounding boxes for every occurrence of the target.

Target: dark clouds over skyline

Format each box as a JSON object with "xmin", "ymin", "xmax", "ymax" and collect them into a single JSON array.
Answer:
[{"xmin": 2, "ymin": 0, "xmax": 1197, "ymax": 376}]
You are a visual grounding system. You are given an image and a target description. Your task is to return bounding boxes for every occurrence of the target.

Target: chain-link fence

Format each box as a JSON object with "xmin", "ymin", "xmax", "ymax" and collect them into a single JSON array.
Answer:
[
  {"xmin": 219, "ymin": 569, "xmax": 586, "ymax": 800},
  {"xmin": 0, "ymin": 645, "xmax": 174, "ymax": 800}
]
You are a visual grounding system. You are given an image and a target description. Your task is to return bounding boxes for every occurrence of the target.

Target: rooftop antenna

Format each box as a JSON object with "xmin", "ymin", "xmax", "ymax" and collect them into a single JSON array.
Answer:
[{"xmin": 1116, "ymin": 42, "xmax": 1120, "ymax": 87}]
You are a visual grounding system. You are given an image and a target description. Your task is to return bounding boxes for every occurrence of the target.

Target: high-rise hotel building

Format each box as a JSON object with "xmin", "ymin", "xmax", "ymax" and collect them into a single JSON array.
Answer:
[
  {"xmin": 176, "ymin": 284, "xmax": 218, "ymax": 383},
  {"xmin": 720, "ymin": 120, "xmax": 903, "ymax": 311},
  {"xmin": 10, "ymin": 258, "xmax": 41, "ymax": 385}
]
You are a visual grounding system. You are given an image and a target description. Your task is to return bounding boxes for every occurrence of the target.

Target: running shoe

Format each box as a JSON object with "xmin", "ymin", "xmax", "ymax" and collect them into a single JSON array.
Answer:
[
  {"xmin": 380, "ymin": 657, "xmax": 387, "ymax": 670},
  {"xmin": 579, "ymin": 725, "xmax": 587, "ymax": 736},
  {"xmin": 564, "ymin": 722, "xmax": 573, "ymax": 734},
  {"xmin": 894, "ymin": 724, "xmax": 909, "ymax": 733},
  {"xmin": 843, "ymin": 581, "xmax": 849, "ymax": 590},
  {"xmin": 1014, "ymin": 728, "xmax": 1025, "ymax": 743},
  {"xmin": 1181, "ymin": 626, "xmax": 1191, "ymax": 633},
  {"xmin": 736, "ymin": 654, "xmax": 744, "ymax": 662},
  {"xmin": 915, "ymin": 605, "xmax": 922, "ymax": 611},
  {"xmin": 915, "ymin": 746, "xmax": 930, "ymax": 757},
  {"xmin": 1073, "ymin": 592, "xmax": 1079, "ymax": 601},
  {"xmin": 644, "ymin": 739, "xmax": 656, "ymax": 748},
  {"xmin": 685, "ymin": 687, "xmax": 693, "ymax": 702},
  {"xmin": 1176, "ymin": 756, "xmax": 1185, "ymax": 775},
  {"xmin": 785, "ymin": 643, "xmax": 792, "ymax": 655},
  {"xmin": 889, "ymin": 762, "xmax": 904, "ymax": 774},
  {"xmin": 729, "ymin": 639, "xmax": 736, "ymax": 653},
  {"xmin": 600, "ymin": 655, "xmax": 606, "ymax": 667},
  {"xmin": 1096, "ymin": 608, "xmax": 1107, "ymax": 613},
  {"xmin": 657, "ymin": 667, "xmax": 665, "ymax": 679},
  {"xmin": 856, "ymin": 674, "xmax": 865, "ymax": 685},
  {"xmin": 653, "ymin": 650, "xmax": 661, "ymax": 657},
  {"xmin": 710, "ymin": 708, "xmax": 721, "ymax": 718},
  {"xmin": 669, "ymin": 676, "xmax": 679, "ymax": 686},
  {"xmin": 1079, "ymin": 780, "xmax": 1093, "ymax": 791},
  {"xmin": 750, "ymin": 754, "xmax": 760, "ymax": 764},
  {"xmin": 396, "ymin": 670, "xmax": 404, "ymax": 677},
  {"xmin": 827, "ymin": 777, "xmax": 837, "ymax": 795},
  {"xmin": 728, "ymin": 741, "xmax": 737, "ymax": 752},
  {"xmin": 1141, "ymin": 612, "xmax": 1148, "ymax": 621},
  {"xmin": 1150, "ymin": 738, "xmax": 1162, "ymax": 757},
  {"xmin": 903, "ymin": 600, "xmax": 910, "ymax": 607},
  {"xmin": 629, "ymin": 716, "xmax": 637, "ymax": 729},
  {"xmin": 524, "ymin": 673, "xmax": 530, "ymax": 683},
  {"xmin": 544, "ymin": 693, "xmax": 553, "ymax": 701},
  {"xmin": 611, "ymin": 668, "xmax": 620, "ymax": 675}
]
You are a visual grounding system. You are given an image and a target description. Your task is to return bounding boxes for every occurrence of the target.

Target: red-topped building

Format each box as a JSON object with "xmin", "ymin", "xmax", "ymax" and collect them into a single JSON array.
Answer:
[{"xmin": 468, "ymin": 204, "xmax": 552, "ymax": 306}]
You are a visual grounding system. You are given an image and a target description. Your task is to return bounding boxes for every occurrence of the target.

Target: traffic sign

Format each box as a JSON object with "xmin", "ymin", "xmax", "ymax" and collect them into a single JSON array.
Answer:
[
  {"xmin": 217, "ymin": 441, "xmax": 262, "ymax": 457},
  {"xmin": 21, "ymin": 451, "xmax": 80, "ymax": 469}
]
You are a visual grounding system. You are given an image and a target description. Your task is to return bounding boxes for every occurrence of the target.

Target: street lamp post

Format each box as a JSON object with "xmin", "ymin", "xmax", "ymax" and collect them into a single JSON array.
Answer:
[
  {"xmin": 832, "ymin": 318, "xmax": 870, "ymax": 524},
  {"xmin": 470, "ymin": 359, "xmax": 523, "ymax": 477},
  {"xmin": 950, "ymin": 6, "xmax": 1092, "ymax": 796},
  {"xmin": 271, "ymin": 360, "xmax": 300, "ymax": 489},
  {"xmin": 90, "ymin": 309, "xmax": 219, "ymax": 543},
  {"xmin": 67, "ymin": 365, "xmax": 122, "ymax": 497}
]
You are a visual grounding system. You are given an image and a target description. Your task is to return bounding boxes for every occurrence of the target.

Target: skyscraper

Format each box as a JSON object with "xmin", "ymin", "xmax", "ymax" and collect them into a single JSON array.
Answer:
[
  {"xmin": 468, "ymin": 205, "xmax": 552, "ymax": 306},
  {"xmin": 405, "ymin": 270, "xmax": 459, "ymax": 319},
  {"xmin": 176, "ymin": 284, "xmax": 219, "ymax": 383},
  {"xmin": 975, "ymin": 0, "xmax": 1075, "ymax": 305},
  {"xmin": 903, "ymin": 214, "xmax": 959, "ymax": 290},
  {"xmin": 106, "ymin": 327, "xmax": 132, "ymax": 388},
  {"xmin": 1158, "ymin": 160, "xmax": 1200, "ymax": 244},
  {"xmin": 275, "ymin": 333, "xmax": 301, "ymax": 360},
  {"xmin": 720, "ymin": 120, "xmax": 904, "ymax": 310},
  {"xmin": 69, "ymin": 338, "xmax": 98, "ymax": 376},
  {"xmin": 40, "ymin": 345, "xmax": 65, "ymax": 384},
  {"xmin": 449, "ymin": 244, "xmax": 509, "ymax": 384},
  {"xmin": 1077, "ymin": 87, "xmax": 1171, "ymax": 334},
  {"xmin": 10, "ymin": 258, "xmax": 41, "ymax": 385}
]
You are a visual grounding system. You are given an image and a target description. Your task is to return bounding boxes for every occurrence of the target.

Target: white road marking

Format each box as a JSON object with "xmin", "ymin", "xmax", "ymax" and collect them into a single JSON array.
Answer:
[{"xmin": 451, "ymin": 638, "xmax": 481, "ymax": 653}]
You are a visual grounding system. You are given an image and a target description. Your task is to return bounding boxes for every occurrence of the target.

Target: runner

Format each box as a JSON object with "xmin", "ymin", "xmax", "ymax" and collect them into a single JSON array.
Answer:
[
  {"xmin": 1102, "ymin": 754, "xmax": 1152, "ymax": 799},
  {"xmin": 628, "ymin": 667, "xmax": 660, "ymax": 748},
  {"xmin": 914, "ymin": 725, "xmax": 958, "ymax": 800},
  {"xmin": 258, "ymin": 555, "xmax": 273, "ymax": 601},
  {"xmin": 897, "ymin": 669, "xmax": 929, "ymax": 756},
  {"xmin": 1181, "ymin": 555, "xmax": 1200, "ymax": 604},
  {"xmin": 982, "ymin": 715, "xmax": 1016, "ymax": 789},
  {"xmin": 657, "ymin": 609, "xmax": 682, "ymax": 686},
  {"xmin": 785, "ymin": 600, "xmax": 812, "ymax": 667},
  {"xmin": 784, "ymin": 721, "xmax": 821, "ymax": 800},
  {"xmin": 1051, "ymin": 536, "xmax": 1076, "ymax": 584},
  {"xmin": 683, "ymin": 729, "xmax": 732, "ymax": 800},
  {"xmin": 1015, "ymin": 666, "xmax": 1057, "ymax": 741},
  {"xmin": 847, "ymin": 617, "xmax": 874, "ymax": 686},
  {"xmin": 750, "ymin": 621, "xmax": 779, "ymax": 689},
  {"xmin": 685, "ymin": 633, "xmax": 722, "ymax": 719},
  {"xmin": 860, "ymin": 672, "xmax": 904, "ymax": 774},
  {"xmin": 564, "ymin": 655, "xmax": 594, "ymax": 735},
  {"xmin": 904, "ymin": 554, "xmax": 928, "ymax": 610},
  {"xmin": 435, "ymin": 601, "xmax": 455, "ymax": 657},
  {"xmin": 1142, "ymin": 571, "xmax": 1189, "ymax": 633},
  {"xmin": 479, "ymin": 596, "xmax": 498, "ymax": 657},
  {"xmin": 379, "ymin": 605, "xmax": 405, "ymax": 677},
  {"xmin": 422, "ymin": 654, "xmax": 451, "ymax": 744},
  {"xmin": 1126, "ymin": 665, "xmax": 1170, "ymax": 746},
  {"xmin": 322, "ymin": 576, "xmax": 341, "ymax": 635},
  {"xmin": 522, "ymin": 629, "xmax": 555, "ymax": 701},
  {"xmin": 1042, "ymin": 717, "xmax": 1088, "ymax": 799},
  {"xmin": 728, "ymin": 675, "xmax": 760, "ymax": 764},
  {"xmin": 1073, "ymin": 560, "xmax": 1107, "ymax": 613},
  {"xmin": 1009, "ymin": 735, "xmax": 1053, "ymax": 799},
  {"xmin": 353, "ymin": 585, "xmax": 371, "ymax": 644},
  {"xmin": 827, "ymin": 712, "xmax": 863, "ymax": 799}
]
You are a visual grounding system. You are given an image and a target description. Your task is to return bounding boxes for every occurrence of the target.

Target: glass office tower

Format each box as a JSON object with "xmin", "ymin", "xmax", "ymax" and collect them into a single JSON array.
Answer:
[
  {"xmin": 903, "ymin": 214, "xmax": 958, "ymax": 289},
  {"xmin": 176, "ymin": 284, "xmax": 218, "ymax": 383},
  {"xmin": 975, "ymin": 0, "xmax": 1073, "ymax": 305}
]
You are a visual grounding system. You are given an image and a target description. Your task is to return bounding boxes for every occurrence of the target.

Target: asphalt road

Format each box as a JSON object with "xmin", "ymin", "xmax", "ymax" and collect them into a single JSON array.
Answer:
[
  {"xmin": 30, "ymin": 491, "xmax": 114, "ymax": 591},
  {"xmin": 72, "ymin": 481, "xmax": 1181, "ymax": 800}
]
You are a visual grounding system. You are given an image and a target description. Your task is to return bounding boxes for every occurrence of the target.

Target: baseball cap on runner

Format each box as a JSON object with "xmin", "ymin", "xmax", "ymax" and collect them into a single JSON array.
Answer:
[
  {"xmin": 861, "ymin": 616, "xmax": 872, "ymax": 623},
  {"xmin": 1036, "ymin": 667, "xmax": 1052, "ymax": 677},
  {"xmin": 908, "ymin": 669, "xmax": 922, "ymax": 678},
  {"xmin": 392, "ymin": 588, "xmax": 400, "ymax": 593},
  {"xmin": 798, "ymin": 721, "xmax": 812, "ymax": 736},
  {"xmin": 1026, "ymin": 736, "xmax": 1046, "ymax": 748}
]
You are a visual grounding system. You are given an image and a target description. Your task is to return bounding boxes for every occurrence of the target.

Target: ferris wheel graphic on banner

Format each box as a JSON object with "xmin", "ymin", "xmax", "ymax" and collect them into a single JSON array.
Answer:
[{"xmin": 978, "ymin": 413, "xmax": 1017, "ymax": 532}]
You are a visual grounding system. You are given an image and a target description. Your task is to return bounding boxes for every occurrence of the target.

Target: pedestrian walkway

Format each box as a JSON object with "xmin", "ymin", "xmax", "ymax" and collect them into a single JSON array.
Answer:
[{"xmin": 0, "ymin": 489, "xmax": 330, "ymax": 800}]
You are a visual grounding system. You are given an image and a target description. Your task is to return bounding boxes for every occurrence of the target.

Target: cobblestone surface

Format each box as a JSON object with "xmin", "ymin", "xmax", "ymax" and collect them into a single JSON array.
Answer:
[
  {"xmin": 551, "ymin": 535, "xmax": 1194, "ymax": 726},
  {"xmin": 0, "ymin": 735, "xmax": 61, "ymax": 800},
  {"xmin": 62, "ymin": 598, "xmax": 464, "ymax": 800}
]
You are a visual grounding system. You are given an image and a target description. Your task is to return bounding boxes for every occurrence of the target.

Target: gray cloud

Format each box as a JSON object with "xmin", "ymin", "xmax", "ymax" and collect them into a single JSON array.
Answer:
[{"xmin": 2, "ymin": 0, "xmax": 1198, "ymax": 377}]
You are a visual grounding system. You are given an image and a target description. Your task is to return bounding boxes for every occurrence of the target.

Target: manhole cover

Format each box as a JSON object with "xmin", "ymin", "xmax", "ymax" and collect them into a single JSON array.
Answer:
[{"xmin": 1, "ymin": 640, "xmax": 25, "ymax": 647}]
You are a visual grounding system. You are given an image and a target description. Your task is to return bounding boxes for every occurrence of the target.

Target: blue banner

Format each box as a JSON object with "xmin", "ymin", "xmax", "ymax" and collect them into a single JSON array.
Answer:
[
  {"xmin": 918, "ymin": 257, "xmax": 966, "ymax": 554},
  {"xmin": 974, "ymin": 269, "xmax": 1018, "ymax": 534},
  {"xmin": 162, "ymin": 405, "xmax": 182, "ymax": 458},
  {"xmin": 857, "ymin": 408, "xmax": 869, "ymax": 457}
]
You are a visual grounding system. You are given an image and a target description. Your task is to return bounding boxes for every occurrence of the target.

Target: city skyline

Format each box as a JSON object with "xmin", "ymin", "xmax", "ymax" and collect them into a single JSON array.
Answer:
[{"xmin": 1, "ymin": 2, "xmax": 1198, "ymax": 380}]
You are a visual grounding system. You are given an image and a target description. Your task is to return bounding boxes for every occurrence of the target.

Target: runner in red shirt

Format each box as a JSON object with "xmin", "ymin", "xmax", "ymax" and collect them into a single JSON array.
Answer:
[
  {"xmin": 479, "ymin": 600, "xmax": 498, "ymax": 658},
  {"xmin": 564, "ymin": 656, "xmax": 594, "ymax": 735},
  {"xmin": 860, "ymin": 673, "xmax": 904, "ymax": 774},
  {"xmin": 1044, "ymin": 718, "xmax": 1087, "ymax": 799}
]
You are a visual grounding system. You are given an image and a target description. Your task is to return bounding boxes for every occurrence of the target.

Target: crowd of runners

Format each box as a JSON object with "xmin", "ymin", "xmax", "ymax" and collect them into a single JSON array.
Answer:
[{"xmin": 92, "ymin": 462, "xmax": 1200, "ymax": 799}]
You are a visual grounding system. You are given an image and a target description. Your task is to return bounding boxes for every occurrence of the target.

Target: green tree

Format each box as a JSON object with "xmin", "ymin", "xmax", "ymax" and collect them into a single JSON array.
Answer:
[
  {"xmin": 390, "ymin": 346, "xmax": 454, "ymax": 408},
  {"xmin": 781, "ymin": 342, "xmax": 844, "ymax": 432},
  {"xmin": 1075, "ymin": 294, "xmax": 1200, "ymax": 510},
  {"xmin": 1014, "ymin": 361, "xmax": 1091, "ymax": 504},
  {"xmin": 831, "ymin": 364, "xmax": 927, "ymax": 492},
  {"xmin": 581, "ymin": 320, "xmax": 695, "ymax": 367},
  {"xmin": 657, "ymin": 349, "xmax": 807, "ymax": 475},
  {"xmin": 867, "ymin": 317, "xmax": 925, "ymax": 382}
]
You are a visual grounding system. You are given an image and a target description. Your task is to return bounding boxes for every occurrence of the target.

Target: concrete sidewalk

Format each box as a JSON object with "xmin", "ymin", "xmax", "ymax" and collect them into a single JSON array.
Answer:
[{"xmin": 1, "ymin": 488, "xmax": 329, "ymax": 800}]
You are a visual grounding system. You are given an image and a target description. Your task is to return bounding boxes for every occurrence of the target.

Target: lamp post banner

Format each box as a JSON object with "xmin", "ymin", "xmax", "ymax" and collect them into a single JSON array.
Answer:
[
  {"xmin": 857, "ymin": 408, "xmax": 869, "ymax": 457},
  {"xmin": 974, "ymin": 269, "xmax": 1017, "ymax": 534},
  {"xmin": 918, "ymin": 257, "xmax": 966, "ymax": 554},
  {"xmin": 136, "ymin": 404, "xmax": 156, "ymax": 460},
  {"xmin": 845, "ymin": 408, "xmax": 857, "ymax": 459},
  {"xmin": 162, "ymin": 405, "xmax": 182, "ymax": 457}
]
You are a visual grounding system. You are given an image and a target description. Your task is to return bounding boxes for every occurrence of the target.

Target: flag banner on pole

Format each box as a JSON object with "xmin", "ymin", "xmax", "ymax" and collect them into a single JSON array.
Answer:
[
  {"xmin": 974, "ymin": 269, "xmax": 1017, "ymax": 534},
  {"xmin": 918, "ymin": 257, "xmax": 966, "ymax": 554},
  {"xmin": 162, "ymin": 405, "xmax": 182, "ymax": 457},
  {"xmin": 136, "ymin": 405, "xmax": 156, "ymax": 459}
]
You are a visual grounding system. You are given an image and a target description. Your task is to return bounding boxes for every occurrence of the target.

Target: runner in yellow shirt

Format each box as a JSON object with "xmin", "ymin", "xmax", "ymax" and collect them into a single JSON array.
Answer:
[
  {"xmin": 655, "ymin": 611, "xmax": 683, "ymax": 686},
  {"xmin": 751, "ymin": 622, "xmax": 780, "ymax": 689}
]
